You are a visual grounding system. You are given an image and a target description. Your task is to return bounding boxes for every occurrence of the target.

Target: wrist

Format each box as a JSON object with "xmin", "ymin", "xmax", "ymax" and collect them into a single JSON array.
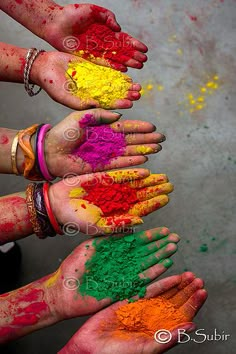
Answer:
[{"xmin": 30, "ymin": 51, "xmax": 48, "ymax": 86}]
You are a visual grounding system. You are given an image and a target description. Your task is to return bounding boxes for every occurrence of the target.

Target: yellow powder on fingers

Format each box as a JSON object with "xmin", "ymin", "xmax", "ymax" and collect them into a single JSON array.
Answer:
[{"xmin": 66, "ymin": 61, "xmax": 131, "ymax": 108}]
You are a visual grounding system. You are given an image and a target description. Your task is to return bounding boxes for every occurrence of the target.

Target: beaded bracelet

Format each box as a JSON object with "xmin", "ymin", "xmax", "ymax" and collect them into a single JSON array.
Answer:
[
  {"xmin": 26, "ymin": 182, "xmax": 57, "ymax": 238},
  {"xmin": 37, "ymin": 124, "xmax": 55, "ymax": 181},
  {"xmin": 43, "ymin": 182, "xmax": 63, "ymax": 235},
  {"xmin": 24, "ymin": 48, "xmax": 45, "ymax": 97}
]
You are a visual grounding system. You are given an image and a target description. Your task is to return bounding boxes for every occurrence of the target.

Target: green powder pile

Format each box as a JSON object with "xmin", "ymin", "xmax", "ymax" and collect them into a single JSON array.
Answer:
[{"xmin": 79, "ymin": 235, "xmax": 149, "ymax": 301}]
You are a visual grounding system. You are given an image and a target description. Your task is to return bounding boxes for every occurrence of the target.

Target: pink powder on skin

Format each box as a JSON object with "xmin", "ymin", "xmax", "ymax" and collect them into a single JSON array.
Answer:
[{"xmin": 73, "ymin": 114, "xmax": 126, "ymax": 170}]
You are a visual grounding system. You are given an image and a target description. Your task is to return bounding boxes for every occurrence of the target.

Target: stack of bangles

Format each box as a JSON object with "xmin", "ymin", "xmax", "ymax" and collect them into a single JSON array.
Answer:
[
  {"xmin": 26, "ymin": 182, "xmax": 63, "ymax": 238},
  {"xmin": 11, "ymin": 123, "xmax": 54, "ymax": 181}
]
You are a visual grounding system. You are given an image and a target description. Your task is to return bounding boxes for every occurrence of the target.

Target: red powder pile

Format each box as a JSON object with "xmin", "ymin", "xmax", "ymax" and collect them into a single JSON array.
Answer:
[
  {"xmin": 82, "ymin": 177, "xmax": 138, "ymax": 215},
  {"xmin": 74, "ymin": 23, "xmax": 136, "ymax": 66}
]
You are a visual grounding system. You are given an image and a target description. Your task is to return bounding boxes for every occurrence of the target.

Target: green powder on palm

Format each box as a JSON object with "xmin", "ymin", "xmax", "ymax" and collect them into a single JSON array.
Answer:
[{"xmin": 79, "ymin": 235, "xmax": 149, "ymax": 301}]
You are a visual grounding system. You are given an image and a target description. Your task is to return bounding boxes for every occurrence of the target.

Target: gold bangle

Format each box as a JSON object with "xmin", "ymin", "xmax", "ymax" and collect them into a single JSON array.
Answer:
[
  {"xmin": 11, "ymin": 132, "xmax": 21, "ymax": 175},
  {"xmin": 18, "ymin": 124, "xmax": 38, "ymax": 178}
]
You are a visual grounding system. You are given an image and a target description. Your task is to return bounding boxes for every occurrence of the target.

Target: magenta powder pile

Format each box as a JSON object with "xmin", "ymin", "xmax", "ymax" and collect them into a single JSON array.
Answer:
[{"xmin": 73, "ymin": 114, "xmax": 126, "ymax": 170}]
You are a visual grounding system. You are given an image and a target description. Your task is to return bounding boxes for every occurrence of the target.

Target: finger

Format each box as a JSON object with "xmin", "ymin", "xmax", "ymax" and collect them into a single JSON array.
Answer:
[
  {"xmin": 133, "ymin": 51, "xmax": 148, "ymax": 63},
  {"xmin": 130, "ymin": 83, "xmax": 142, "ymax": 91},
  {"xmin": 111, "ymin": 99, "xmax": 133, "ymax": 109},
  {"xmin": 136, "ymin": 183, "xmax": 174, "ymax": 201},
  {"xmin": 124, "ymin": 144, "xmax": 161, "ymax": 155},
  {"xmin": 132, "ymin": 227, "xmax": 171, "ymax": 245},
  {"xmin": 73, "ymin": 108, "xmax": 122, "ymax": 128},
  {"xmin": 139, "ymin": 258, "xmax": 174, "ymax": 284},
  {"xmin": 181, "ymin": 289, "xmax": 208, "ymax": 319},
  {"xmin": 126, "ymin": 91, "xmax": 141, "ymax": 101},
  {"xmin": 140, "ymin": 243, "xmax": 178, "ymax": 269},
  {"xmin": 108, "ymin": 54, "xmax": 144, "ymax": 69},
  {"xmin": 59, "ymin": 91, "xmax": 100, "ymax": 111},
  {"xmin": 97, "ymin": 214, "xmax": 143, "ymax": 234},
  {"xmin": 105, "ymin": 155, "xmax": 148, "ymax": 170},
  {"xmin": 170, "ymin": 278, "xmax": 204, "ymax": 307},
  {"xmin": 114, "ymin": 32, "xmax": 148, "ymax": 53},
  {"xmin": 129, "ymin": 195, "xmax": 170, "ymax": 216},
  {"xmin": 111, "ymin": 120, "xmax": 156, "ymax": 134},
  {"xmin": 126, "ymin": 132, "xmax": 166, "ymax": 145},
  {"xmin": 145, "ymin": 274, "xmax": 183, "ymax": 298},
  {"xmin": 162, "ymin": 272, "xmax": 196, "ymax": 299},
  {"xmin": 105, "ymin": 168, "xmax": 150, "ymax": 183},
  {"xmin": 129, "ymin": 174, "xmax": 169, "ymax": 188},
  {"xmin": 138, "ymin": 233, "xmax": 180, "ymax": 256}
]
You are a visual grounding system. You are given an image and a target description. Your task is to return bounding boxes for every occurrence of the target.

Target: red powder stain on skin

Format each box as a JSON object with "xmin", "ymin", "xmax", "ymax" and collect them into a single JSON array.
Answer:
[
  {"xmin": 0, "ymin": 327, "xmax": 14, "ymax": 337},
  {"xmin": 5, "ymin": 65, "xmax": 9, "ymax": 70},
  {"xmin": 42, "ymin": 20, "xmax": 46, "ymax": 24},
  {"xmin": 48, "ymin": 6, "xmax": 55, "ymax": 10},
  {"xmin": 0, "ymin": 222, "xmax": 15, "ymax": 233},
  {"xmin": 49, "ymin": 80, "xmax": 53, "ymax": 84},
  {"xmin": 81, "ymin": 204, "xmax": 86, "ymax": 209},
  {"xmin": 74, "ymin": 4, "xmax": 79, "ymax": 9},
  {"xmin": 12, "ymin": 301, "xmax": 49, "ymax": 326},
  {"xmin": 72, "ymin": 70, "xmax": 77, "ymax": 77},
  {"xmin": 17, "ymin": 289, "xmax": 43, "ymax": 303},
  {"xmin": 15, "ymin": 0, "xmax": 23, "ymax": 4},
  {"xmin": 0, "ymin": 135, "xmax": 9, "ymax": 144}
]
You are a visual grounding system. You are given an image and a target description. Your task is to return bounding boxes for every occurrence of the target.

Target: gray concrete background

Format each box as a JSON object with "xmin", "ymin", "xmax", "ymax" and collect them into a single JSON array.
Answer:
[{"xmin": 0, "ymin": 0, "xmax": 236, "ymax": 353}]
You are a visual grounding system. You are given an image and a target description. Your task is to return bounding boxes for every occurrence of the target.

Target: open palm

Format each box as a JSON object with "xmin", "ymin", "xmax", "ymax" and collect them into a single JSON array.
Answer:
[
  {"xmin": 52, "ymin": 227, "xmax": 179, "ymax": 320},
  {"xmin": 44, "ymin": 4, "xmax": 148, "ymax": 72},
  {"xmin": 59, "ymin": 272, "xmax": 207, "ymax": 354},
  {"xmin": 45, "ymin": 109, "xmax": 165, "ymax": 177},
  {"xmin": 33, "ymin": 52, "xmax": 141, "ymax": 110},
  {"xmin": 49, "ymin": 169, "xmax": 174, "ymax": 235}
]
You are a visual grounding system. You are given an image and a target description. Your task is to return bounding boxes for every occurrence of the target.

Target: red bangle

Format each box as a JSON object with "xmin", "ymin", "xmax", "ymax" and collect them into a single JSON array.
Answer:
[{"xmin": 43, "ymin": 182, "xmax": 63, "ymax": 235}]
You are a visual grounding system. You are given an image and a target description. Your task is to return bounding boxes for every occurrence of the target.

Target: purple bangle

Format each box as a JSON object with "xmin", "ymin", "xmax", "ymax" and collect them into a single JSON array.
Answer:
[{"xmin": 37, "ymin": 124, "xmax": 54, "ymax": 181}]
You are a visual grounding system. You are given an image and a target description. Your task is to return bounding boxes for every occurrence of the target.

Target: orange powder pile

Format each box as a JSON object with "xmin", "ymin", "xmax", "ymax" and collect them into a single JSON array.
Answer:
[{"xmin": 115, "ymin": 296, "xmax": 190, "ymax": 337}]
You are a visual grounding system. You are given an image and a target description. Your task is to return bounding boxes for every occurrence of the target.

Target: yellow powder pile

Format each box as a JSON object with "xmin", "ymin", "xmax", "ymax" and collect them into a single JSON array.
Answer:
[
  {"xmin": 66, "ymin": 61, "xmax": 131, "ymax": 108},
  {"xmin": 116, "ymin": 296, "xmax": 190, "ymax": 337}
]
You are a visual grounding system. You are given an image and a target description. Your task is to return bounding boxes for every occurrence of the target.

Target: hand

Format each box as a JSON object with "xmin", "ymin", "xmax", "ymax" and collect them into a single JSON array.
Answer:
[
  {"xmin": 45, "ymin": 109, "xmax": 165, "ymax": 177},
  {"xmin": 49, "ymin": 169, "xmax": 174, "ymax": 235},
  {"xmin": 58, "ymin": 272, "xmax": 207, "ymax": 354},
  {"xmin": 31, "ymin": 52, "xmax": 141, "ymax": 110},
  {"xmin": 48, "ymin": 227, "xmax": 179, "ymax": 320},
  {"xmin": 43, "ymin": 4, "xmax": 148, "ymax": 72}
]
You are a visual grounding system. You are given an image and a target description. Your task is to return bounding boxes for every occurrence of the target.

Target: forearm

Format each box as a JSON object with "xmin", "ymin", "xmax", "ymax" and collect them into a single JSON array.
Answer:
[
  {"xmin": 0, "ymin": 192, "xmax": 33, "ymax": 244},
  {"xmin": 0, "ymin": 0, "xmax": 60, "ymax": 39},
  {"xmin": 0, "ymin": 42, "xmax": 28, "ymax": 83},
  {"xmin": 0, "ymin": 273, "xmax": 59, "ymax": 343}
]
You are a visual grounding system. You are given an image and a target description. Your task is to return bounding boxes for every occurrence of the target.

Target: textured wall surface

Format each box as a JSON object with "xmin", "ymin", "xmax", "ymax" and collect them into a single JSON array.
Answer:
[{"xmin": 0, "ymin": 0, "xmax": 235, "ymax": 353}]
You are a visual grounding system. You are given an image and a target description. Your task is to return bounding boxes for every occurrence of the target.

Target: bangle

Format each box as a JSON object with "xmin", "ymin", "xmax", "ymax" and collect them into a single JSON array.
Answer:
[
  {"xmin": 43, "ymin": 182, "xmax": 63, "ymax": 235},
  {"xmin": 24, "ymin": 48, "xmax": 45, "ymax": 97},
  {"xmin": 11, "ymin": 131, "xmax": 21, "ymax": 175},
  {"xmin": 34, "ymin": 124, "xmax": 45, "ymax": 179},
  {"xmin": 26, "ymin": 183, "xmax": 44, "ymax": 238},
  {"xmin": 37, "ymin": 124, "xmax": 55, "ymax": 181},
  {"xmin": 18, "ymin": 124, "xmax": 39, "ymax": 178},
  {"xmin": 34, "ymin": 183, "xmax": 56, "ymax": 238}
]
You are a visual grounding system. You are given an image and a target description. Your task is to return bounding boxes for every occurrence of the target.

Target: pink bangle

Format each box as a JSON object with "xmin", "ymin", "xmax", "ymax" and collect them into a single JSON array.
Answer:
[{"xmin": 37, "ymin": 124, "xmax": 54, "ymax": 181}]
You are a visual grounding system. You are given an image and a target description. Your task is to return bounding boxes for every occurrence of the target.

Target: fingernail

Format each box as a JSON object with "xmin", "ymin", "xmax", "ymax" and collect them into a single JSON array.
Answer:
[
  {"xmin": 112, "ymin": 111, "xmax": 122, "ymax": 116},
  {"xmin": 160, "ymin": 135, "xmax": 166, "ymax": 142}
]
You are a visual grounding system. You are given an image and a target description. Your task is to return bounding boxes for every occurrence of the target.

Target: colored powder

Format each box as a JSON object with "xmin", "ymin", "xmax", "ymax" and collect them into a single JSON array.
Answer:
[
  {"xmin": 79, "ymin": 235, "xmax": 149, "ymax": 301},
  {"xmin": 82, "ymin": 176, "xmax": 138, "ymax": 215},
  {"xmin": 115, "ymin": 296, "xmax": 190, "ymax": 336},
  {"xmin": 73, "ymin": 124, "xmax": 126, "ymax": 170},
  {"xmin": 72, "ymin": 23, "xmax": 136, "ymax": 68},
  {"xmin": 199, "ymin": 243, "xmax": 208, "ymax": 252},
  {"xmin": 66, "ymin": 61, "xmax": 131, "ymax": 108}
]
